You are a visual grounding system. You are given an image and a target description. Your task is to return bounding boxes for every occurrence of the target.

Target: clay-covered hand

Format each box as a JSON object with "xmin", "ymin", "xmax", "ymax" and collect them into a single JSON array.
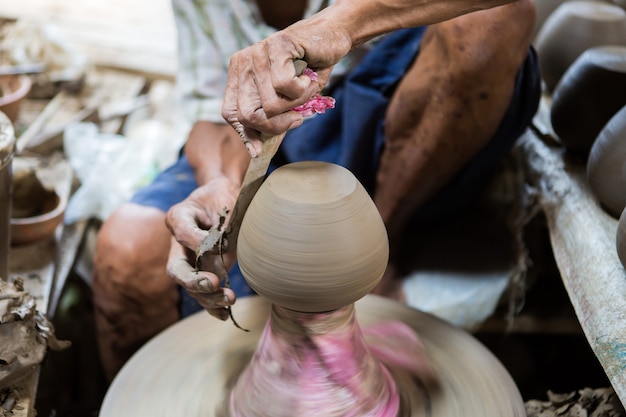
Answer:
[
  {"xmin": 221, "ymin": 16, "xmax": 351, "ymax": 157},
  {"xmin": 165, "ymin": 177, "xmax": 240, "ymax": 320}
]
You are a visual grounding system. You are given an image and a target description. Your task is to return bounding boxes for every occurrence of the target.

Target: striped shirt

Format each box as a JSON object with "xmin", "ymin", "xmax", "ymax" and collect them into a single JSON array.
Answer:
[{"xmin": 172, "ymin": 0, "xmax": 366, "ymax": 124}]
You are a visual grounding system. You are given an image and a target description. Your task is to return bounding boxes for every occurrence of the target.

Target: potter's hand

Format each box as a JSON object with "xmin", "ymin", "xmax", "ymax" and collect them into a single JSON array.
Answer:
[
  {"xmin": 221, "ymin": 17, "xmax": 350, "ymax": 157},
  {"xmin": 165, "ymin": 178, "xmax": 240, "ymax": 320}
]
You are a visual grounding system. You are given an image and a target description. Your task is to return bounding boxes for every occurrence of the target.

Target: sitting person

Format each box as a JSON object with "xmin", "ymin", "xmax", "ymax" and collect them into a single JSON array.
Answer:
[{"xmin": 92, "ymin": 0, "xmax": 541, "ymax": 380}]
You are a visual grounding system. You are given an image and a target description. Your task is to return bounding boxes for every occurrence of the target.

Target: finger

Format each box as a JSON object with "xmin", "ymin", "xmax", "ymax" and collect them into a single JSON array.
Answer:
[
  {"xmin": 207, "ymin": 307, "xmax": 230, "ymax": 321},
  {"xmin": 256, "ymin": 51, "xmax": 311, "ymax": 116},
  {"xmin": 166, "ymin": 239, "xmax": 222, "ymax": 292},
  {"xmin": 209, "ymin": 308, "xmax": 230, "ymax": 321},
  {"xmin": 236, "ymin": 55, "xmax": 304, "ymax": 135},
  {"xmin": 186, "ymin": 288, "xmax": 236, "ymax": 309},
  {"xmin": 166, "ymin": 202, "xmax": 215, "ymax": 251}
]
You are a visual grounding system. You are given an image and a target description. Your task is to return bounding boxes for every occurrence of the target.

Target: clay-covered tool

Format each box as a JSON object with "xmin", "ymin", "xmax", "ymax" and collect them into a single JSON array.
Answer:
[{"xmin": 196, "ymin": 60, "xmax": 308, "ymax": 259}]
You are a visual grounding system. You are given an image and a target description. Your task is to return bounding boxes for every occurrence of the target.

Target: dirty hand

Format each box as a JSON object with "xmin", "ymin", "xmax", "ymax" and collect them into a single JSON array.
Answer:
[
  {"xmin": 165, "ymin": 177, "xmax": 240, "ymax": 320},
  {"xmin": 221, "ymin": 15, "xmax": 351, "ymax": 157}
]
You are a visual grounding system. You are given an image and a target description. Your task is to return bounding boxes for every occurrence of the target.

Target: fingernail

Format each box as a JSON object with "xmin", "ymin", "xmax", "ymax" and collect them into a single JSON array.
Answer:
[
  {"xmin": 215, "ymin": 295, "xmax": 232, "ymax": 307},
  {"xmin": 197, "ymin": 278, "xmax": 213, "ymax": 292}
]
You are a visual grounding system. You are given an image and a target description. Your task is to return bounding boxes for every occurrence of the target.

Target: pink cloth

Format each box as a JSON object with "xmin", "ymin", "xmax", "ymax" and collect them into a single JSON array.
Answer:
[{"xmin": 292, "ymin": 68, "xmax": 336, "ymax": 117}]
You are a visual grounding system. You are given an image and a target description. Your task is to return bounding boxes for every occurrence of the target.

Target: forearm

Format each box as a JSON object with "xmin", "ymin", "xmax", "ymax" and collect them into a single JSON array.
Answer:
[
  {"xmin": 184, "ymin": 121, "xmax": 250, "ymax": 186},
  {"xmin": 304, "ymin": 0, "xmax": 521, "ymax": 48}
]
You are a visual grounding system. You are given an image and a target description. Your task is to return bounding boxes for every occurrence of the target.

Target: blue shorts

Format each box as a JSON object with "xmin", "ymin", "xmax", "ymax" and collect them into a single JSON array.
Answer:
[{"xmin": 131, "ymin": 28, "xmax": 541, "ymax": 317}]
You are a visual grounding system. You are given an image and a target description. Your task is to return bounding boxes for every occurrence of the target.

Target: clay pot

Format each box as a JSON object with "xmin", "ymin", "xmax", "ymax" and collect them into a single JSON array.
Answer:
[
  {"xmin": 237, "ymin": 161, "xmax": 389, "ymax": 313},
  {"xmin": 587, "ymin": 104, "xmax": 626, "ymax": 217},
  {"xmin": 535, "ymin": 1, "xmax": 626, "ymax": 92},
  {"xmin": 550, "ymin": 46, "xmax": 626, "ymax": 157},
  {"xmin": 10, "ymin": 167, "xmax": 66, "ymax": 245},
  {"xmin": 618, "ymin": 207, "xmax": 626, "ymax": 268},
  {"xmin": 613, "ymin": 0, "xmax": 626, "ymax": 10},
  {"xmin": 0, "ymin": 75, "xmax": 31, "ymax": 123}
]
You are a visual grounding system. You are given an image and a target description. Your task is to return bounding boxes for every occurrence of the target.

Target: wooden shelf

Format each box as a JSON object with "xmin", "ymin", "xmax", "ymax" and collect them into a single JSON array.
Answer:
[{"xmin": 517, "ymin": 114, "xmax": 626, "ymax": 405}]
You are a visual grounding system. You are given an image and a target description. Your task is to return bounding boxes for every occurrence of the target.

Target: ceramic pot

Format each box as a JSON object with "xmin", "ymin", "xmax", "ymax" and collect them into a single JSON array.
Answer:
[
  {"xmin": 535, "ymin": 1, "xmax": 626, "ymax": 91},
  {"xmin": 550, "ymin": 46, "xmax": 626, "ymax": 157},
  {"xmin": 0, "ymin": 75, "xmax": 31, "ymax": 123},
  {"xmin": 618, "ymin": 207, "xmax": 626, "ymax": 268},
  {"xmin": 237, "ymin": 161, "xmax": 389, "ymax": 313},
  {"xmin": 613, "ymin": 0, "xmax": 626, "ymax": 10},
  {"xmin": 587, "ymin": 104, "xmax": 626, "ymax": 217}
]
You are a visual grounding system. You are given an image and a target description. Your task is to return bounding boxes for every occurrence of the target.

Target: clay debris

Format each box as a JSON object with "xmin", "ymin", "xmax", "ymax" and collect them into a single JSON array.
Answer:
[
  {"xmin": 0, "ymin": 278, "xmax": 70, "ymax": 390},
  {"xmin": 525, "ymin": 387, "xmax": 625, "ymax": 417}
]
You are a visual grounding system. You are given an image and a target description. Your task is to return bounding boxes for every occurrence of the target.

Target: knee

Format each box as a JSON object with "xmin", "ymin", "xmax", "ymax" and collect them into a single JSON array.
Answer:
[{"xmin": 93, "ymin": 204, "xmax": 170, "ymax": 298}]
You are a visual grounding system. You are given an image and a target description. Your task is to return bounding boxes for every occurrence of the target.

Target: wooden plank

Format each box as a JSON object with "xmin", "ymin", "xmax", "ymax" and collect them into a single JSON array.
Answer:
[
  {"xmin": 518, "ymin": 128, "xmax": 626, "ymax": 405},
  {"xmin": 0, "ymin": 0, "xmax": 176, "ymax": 77}
]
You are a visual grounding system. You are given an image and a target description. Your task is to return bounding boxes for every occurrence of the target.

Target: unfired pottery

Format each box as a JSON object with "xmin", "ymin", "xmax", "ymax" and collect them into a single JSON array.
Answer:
[
  {"xmin": 618, "ymin": 207, "xmax": 626, "ymax": 268},
  {"xmin": 0, "ymin": 75, "xmax": 31, "ymax": 123},
  {"xmin": 237, "ymin": 161, "xmax": 389, "ymax": 313},
  {"xmin": 534, "ymin": 0, "xmax": 608, "ymax": 38},
  {"xmin": 550, "ymin": 46, "xmax": 626, "ymax": 157},
  {"xmin": 10, "ymin": 166, "xmax": 66, "ymax": 246},
  {"xmin": 535, "ymin": 1, "xmax": 626, "ymax": 91},
  {"xmin": 587, "ymin": 104, "xmax": 626, "ymax": 218}
]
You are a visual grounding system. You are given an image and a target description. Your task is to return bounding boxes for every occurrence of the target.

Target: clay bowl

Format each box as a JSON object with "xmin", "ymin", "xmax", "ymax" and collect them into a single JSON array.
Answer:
[
  {"xmin": 550, "ymin": 45, "xmax": 626, "ymax": 157},
  {"xmin": 534, "ymin": 1, "xmax": 626, "ymax": 92},
  {"xmin": 0, "ymin": 75, "xmax": 32, "ymax": 123},
  {"xmin": 10, "ymin": 169, "xmax": 66, "ymax": 246},
  {"xmin": 237, "ymin": 161, "xmax": 389, "ymax": 313},
  {"xmin": 10, "ymin": 191, "xmax": 66, "ymax": 245},
  {"xmin": 587, "ymin": 104, "xmax": 626, "ymax": 218},
  {"xmin": 534, "ymin": 0, "xmax": 572, "ymax": 38},
  {"xmin": 618, "ymin": 207, "xmax": 626, "ymax": 268}
]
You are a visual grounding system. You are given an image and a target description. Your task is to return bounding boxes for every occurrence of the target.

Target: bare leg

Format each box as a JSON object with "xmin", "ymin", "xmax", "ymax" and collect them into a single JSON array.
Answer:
[
  {"xmin": 373, "ymin": 0, "xmax": 536, "ymax": 297},
  {"xmin": 92, "ymin": 203, "xmax": 179, "ymax": 380}
]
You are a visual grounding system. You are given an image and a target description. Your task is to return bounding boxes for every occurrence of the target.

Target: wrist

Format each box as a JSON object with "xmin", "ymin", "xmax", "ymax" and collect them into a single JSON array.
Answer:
[{"xmin": 184, "ymin": 121, "xmax": 249, "ymax": 186}]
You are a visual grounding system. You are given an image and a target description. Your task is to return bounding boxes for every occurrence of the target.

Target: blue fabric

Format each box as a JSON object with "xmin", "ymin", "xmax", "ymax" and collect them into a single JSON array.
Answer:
[{"xmin": 131, "ymin": 27, "xmax": 541, "ymax": 318}]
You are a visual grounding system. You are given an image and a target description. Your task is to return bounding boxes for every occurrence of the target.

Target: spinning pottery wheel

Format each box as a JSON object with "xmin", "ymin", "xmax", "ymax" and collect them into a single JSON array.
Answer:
[
  {"xmin": 100, "ymin": 296, "xmax": 525, "ymax": 417},
  {"xmin": 100, "ymin": 161, "xmax": 525, "ymax": 417}
]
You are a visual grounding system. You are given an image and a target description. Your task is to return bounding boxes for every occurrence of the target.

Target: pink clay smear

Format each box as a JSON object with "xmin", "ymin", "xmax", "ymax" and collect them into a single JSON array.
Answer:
[
  {"xmin": 292, "ymin": 67, "xmax": 336, "ymax": 117},
  {"xmin": 229, "ymin": 305, "xmax": 403, "ymax": 417}
]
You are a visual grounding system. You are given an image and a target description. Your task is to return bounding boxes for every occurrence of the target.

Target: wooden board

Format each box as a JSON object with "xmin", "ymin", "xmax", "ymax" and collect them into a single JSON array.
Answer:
[
  {"xmin": 0, "ymin": 0, "xmax": 176, "ymax": 78},
  {"xmin": 518, "ymin": 124, "xmax": 626, "ymax": 405}
]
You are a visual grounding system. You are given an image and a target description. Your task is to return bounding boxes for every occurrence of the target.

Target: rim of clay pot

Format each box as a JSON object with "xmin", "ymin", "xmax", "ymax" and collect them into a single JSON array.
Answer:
[
  {"xmin": 10, "ymin": 191, "xmax": 66, "ymax": 226},
  {"xmin": 0, "ymin": 75, "xmax": 32, "ymax": 106},
  {"xmin": 564, "ymin": 0, "xmax": 626, "ymax": 20},
  {"xmin": 584, "ymin": 45, "xmax": 626, "ymax": 71}
]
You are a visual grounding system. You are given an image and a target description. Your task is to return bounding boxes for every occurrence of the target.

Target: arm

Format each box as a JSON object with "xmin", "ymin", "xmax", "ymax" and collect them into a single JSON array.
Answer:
[{"xmin": 222, "ymin": 0, "xmax": 522, "ymax": 155}]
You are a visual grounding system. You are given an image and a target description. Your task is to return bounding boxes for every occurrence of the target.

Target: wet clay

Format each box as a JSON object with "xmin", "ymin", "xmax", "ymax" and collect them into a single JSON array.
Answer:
[{"xmin": 238, "ymin": 161, "xmax": 389, "ymax": 312}]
